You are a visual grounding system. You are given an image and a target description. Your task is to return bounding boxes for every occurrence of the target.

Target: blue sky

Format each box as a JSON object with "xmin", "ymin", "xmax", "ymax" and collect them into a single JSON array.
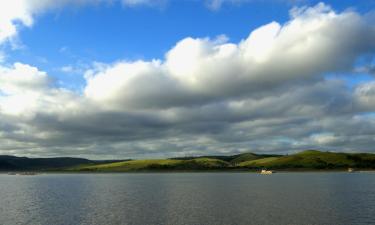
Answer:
[
  {"xmin": 4, "ymin": 0, "xmax": 374, "ymax": 90},
  {"xmin": 0, "ymin": 0, "xmax": 374, "ymax": 158}
]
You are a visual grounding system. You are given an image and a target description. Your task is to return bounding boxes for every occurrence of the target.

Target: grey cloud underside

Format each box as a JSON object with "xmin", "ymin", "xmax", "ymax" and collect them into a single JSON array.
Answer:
[
  {"xmin": 1, "ymin": 3, "xmax": 375, "ymax": 158},
  {"xmin": 2, "ymin": 79, "xmax": 375, "ymax": 158}
]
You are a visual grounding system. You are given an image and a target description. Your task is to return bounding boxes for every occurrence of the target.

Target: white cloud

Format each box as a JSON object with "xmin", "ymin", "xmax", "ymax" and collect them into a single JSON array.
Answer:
[
  {"xmin": 205, "ymin": 0, "xmax": 307, "ymax": 11},
  {"xmin": 310, "ymin": 133, "xmax": 338, "ymax": 145},
  {"xmin": 0, "ymin": 62, "xmax": 50, "ymax": 95},
  {"xmin": 355, "ymin": 81, "xmax": 375, "ymax": 111},
  {"xmin": 59, "ymin": 64, "xmax": 88, "ymax": 74},
  {"xmin": 0, "ymin": 51, "xmax": 5, "ymax": 63},
  {"xmin": 0, "ymin": 1, "xmax": 74, "ymax": 44},
  {"xmin": 0, "ymin": 0, "xmax": 33, "ymax": 44},
  {"xmin": 84, "ymin": 3, "xmax": 375, "ymax": 110},
  {"xmin": 0, "ymin": 0, "xmax": 310, "ymax": 46},
  {"xmin": 0, "ymin": 0, "xmax": 146, "ymax": 45},
  {"xmin": 0, "ymin": 3, "xmax": 375, "ymax": 158},
  {"xmin": 121, "ymin": 0, "xmax": 166, "ymax": 7}
]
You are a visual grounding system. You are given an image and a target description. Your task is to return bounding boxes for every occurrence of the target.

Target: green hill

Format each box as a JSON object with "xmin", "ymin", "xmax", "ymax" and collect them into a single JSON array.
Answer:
[
  {"xmin": 2, "ymin": 150, "xmax": 375, "ymax": 172},
  {"xmin": 0, "ymin": 155, "xmax": 127, "ymax": 171},
  {"xmin": 239, "ymin": 150, "xmax": 375, "ymax": 169},
  {"xmin": 230, "ymin": 153, "xmax": 278, "ymax": 164},
  {"xmin": 68, "ymin": 150, "xmax": 375, "ymax": 172},
  {"xmin": 70, "ymin": 158, "xmax": 230, "ymax": 172},
  {"xmin": 171, "ymin": 152, "xmax": 275, "ymax": 164},
  {"xmin": 0, "ymin": 155, "xmax": 93, "ymax": 171}
]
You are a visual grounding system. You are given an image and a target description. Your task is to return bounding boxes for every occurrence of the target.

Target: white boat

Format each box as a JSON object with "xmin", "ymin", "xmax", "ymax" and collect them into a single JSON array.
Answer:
[{"xmin": 260, "ymin": 169, "xmax": 274, "ymax": 174}]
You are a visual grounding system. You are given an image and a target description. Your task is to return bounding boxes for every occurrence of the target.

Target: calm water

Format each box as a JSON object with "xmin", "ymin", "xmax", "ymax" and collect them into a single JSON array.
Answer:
[{"xmin": 0, "ymin": 173, "xmax": 374, "ymax": 225}]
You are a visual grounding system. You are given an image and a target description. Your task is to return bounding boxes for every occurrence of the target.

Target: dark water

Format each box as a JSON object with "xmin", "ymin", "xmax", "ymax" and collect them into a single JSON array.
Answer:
[{"xmin": 0, "ymin": 173, "xmax": 374, "ymax": 225}]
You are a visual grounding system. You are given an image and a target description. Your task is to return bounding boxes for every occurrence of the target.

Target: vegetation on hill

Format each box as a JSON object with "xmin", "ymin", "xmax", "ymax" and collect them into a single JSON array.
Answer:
[
  {"xmin": 0, "ymin": 156, "xmax": 125, "ymax": 171},
  {"xmin": 230, "ymin": 153, "xmax": 278, "ymax": 164},
  {"xmin": 239, "ymin": 150, "xmax": 375, "ymax": 169},
  {"xmin": 70, "ymin": 158, "xmax": 230, "ymax": 172},
  {"xmin": 1, "ymin": 150, "xmax": 375, "ymax": 172},
  {"xmin": 0, "ymin": 155, "xmax": 93, "ymax": 171}
]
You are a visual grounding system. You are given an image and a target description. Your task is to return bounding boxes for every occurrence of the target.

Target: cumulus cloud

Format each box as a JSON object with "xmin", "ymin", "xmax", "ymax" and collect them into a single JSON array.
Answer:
[
  {"xmin": 85, "ymin": 3, "xmax": 375, "ymax": 109},
  {"xmin": 0, "ymin": 0, "xmax": 105, "ymax": 45},
  {"xmin": 0, "ymin": 63, "xmax": 50, "ymax": 94},
  {"xmin": 0, "ymin": 0, "xmax": 33, "ymax": 44},
  {"xmin": 0, "ymin": 3, "xmax": 375, "ymax": 158}
]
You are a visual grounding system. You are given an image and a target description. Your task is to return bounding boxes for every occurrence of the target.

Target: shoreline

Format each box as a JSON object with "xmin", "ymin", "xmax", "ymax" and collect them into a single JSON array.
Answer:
[{"xmin": 2, "ymin": 169, "xmax": 375, "ymax": 174}]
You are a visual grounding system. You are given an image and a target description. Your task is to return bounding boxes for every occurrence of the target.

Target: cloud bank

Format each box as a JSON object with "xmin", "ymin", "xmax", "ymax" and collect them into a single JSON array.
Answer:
[{"xmin": 0, "ymin": 3, "xmax": 375, "ymax": 158}]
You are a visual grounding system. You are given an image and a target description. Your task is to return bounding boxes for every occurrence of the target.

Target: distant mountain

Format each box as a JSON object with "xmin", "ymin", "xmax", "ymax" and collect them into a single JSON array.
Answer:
[
  {"xmin": 0, "ymin": 155, "xmax": 94, "ymax": 171},
  {"xmin": 2, "ymin": 150, "xmax": 375, "ymax": 172}
]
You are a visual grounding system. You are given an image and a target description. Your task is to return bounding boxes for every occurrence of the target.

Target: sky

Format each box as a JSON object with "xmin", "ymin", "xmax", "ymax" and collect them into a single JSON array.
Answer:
[{"xmin": 0, "ymin": 0, "xmax": 375, "ymax": 159}]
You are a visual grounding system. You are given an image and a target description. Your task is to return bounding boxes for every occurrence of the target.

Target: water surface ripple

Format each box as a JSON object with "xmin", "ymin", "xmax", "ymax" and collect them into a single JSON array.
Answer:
[{"xmin": 0, "ymin": 172, "xmax": 374, "ymax": 225}]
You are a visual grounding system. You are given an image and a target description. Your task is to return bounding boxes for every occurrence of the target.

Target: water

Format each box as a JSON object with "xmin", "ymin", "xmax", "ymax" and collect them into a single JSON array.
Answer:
[{"xmin": 0, "ymin": 172, "xmax": 374, "ymax": 225}]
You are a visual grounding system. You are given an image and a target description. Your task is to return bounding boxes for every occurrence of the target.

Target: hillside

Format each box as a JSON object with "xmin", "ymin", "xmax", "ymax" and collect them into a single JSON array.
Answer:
[
  {"xmin": 238, "ymin": 150, "xmax": 375, "ymax": 169},
  {"xmin": 70, "ymin": 150, "xmax": 375, "ymax": 172},
  {"xmin": 230, "ymin": 153, "xmax": 278, "ymax": 164},
  {"xmin": 0, "ymin": 155, "xmax": 125, "ymax": 171},
  {"xmin": 69, "ymin": 158, "xmax": 231, "ymax": 172},
  {"xmin": 1, "ymin": 150, "xmax": 375, "ymax": 172},
  {"xmin": 0, "ymin": 155, "xmax": 93, "ymax": 171}
]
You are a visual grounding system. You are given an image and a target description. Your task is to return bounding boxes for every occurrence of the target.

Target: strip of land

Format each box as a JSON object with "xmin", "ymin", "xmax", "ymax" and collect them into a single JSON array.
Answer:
[{"xmin": 1, "ymin": 150, "xmax": 375, "ymax": 172}]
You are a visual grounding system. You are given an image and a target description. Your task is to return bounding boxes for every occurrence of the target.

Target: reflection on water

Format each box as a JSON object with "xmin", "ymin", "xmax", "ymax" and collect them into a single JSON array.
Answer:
[{"xmin": 0, "ymin": 173, "xmax": 374, "ymax": 225}]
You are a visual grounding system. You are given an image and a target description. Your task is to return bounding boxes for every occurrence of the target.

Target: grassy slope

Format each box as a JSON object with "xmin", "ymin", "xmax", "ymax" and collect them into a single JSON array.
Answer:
[
  {"xmin": 63, "ymin": 150, "xmax": 375, "ymax": 172},
  {"xmin": 70, "ymin": 158, "xmax": 231, "ymax": 172},
  {"xmin": 230, "ymin": 153, "xmax": 277, "ymax": 164},
  {"xmin": 11, "ymin": 150, "xmax": 375, "ymax": 172},
  {"xmin": 239, "ymin": 150, "xmax": 375, "ymax": 169}
]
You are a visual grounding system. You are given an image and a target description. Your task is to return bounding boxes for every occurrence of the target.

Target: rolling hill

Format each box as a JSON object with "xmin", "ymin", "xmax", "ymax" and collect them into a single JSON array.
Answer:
[
  {"xmin": 0, "ymin": 155, "xmax": 125, "ymax": 171},
  {"xmin": 238, "ymin": 150, "xmax": 375, "ymax": 169},
  {"xmin": 1, "ymin": 150, "xmax": 375, "ymax": 172},
  {"xmin": 0, "ymin": 155, "xmax": 93, "ymax": 171},
  {"xmin": 69, "ymin": 158, "xmax": 231, "ymax": 172}
]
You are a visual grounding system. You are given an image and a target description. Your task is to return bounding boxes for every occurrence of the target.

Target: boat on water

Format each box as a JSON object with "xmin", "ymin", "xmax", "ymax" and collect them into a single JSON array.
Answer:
[
  {"xmin": 7, "ymin": 172, "xmax": 38, "ymax": 176},
  {"xmin": 20, "ymin": 172, "xmax": 38, "ymax": 175},
  {"xmin": 348, "ymin": 168, "xmax": 356, "ymax": 173},
  {"xmin": 260, "ymin": 169, "xmax": 274, "ymax": 174}
]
